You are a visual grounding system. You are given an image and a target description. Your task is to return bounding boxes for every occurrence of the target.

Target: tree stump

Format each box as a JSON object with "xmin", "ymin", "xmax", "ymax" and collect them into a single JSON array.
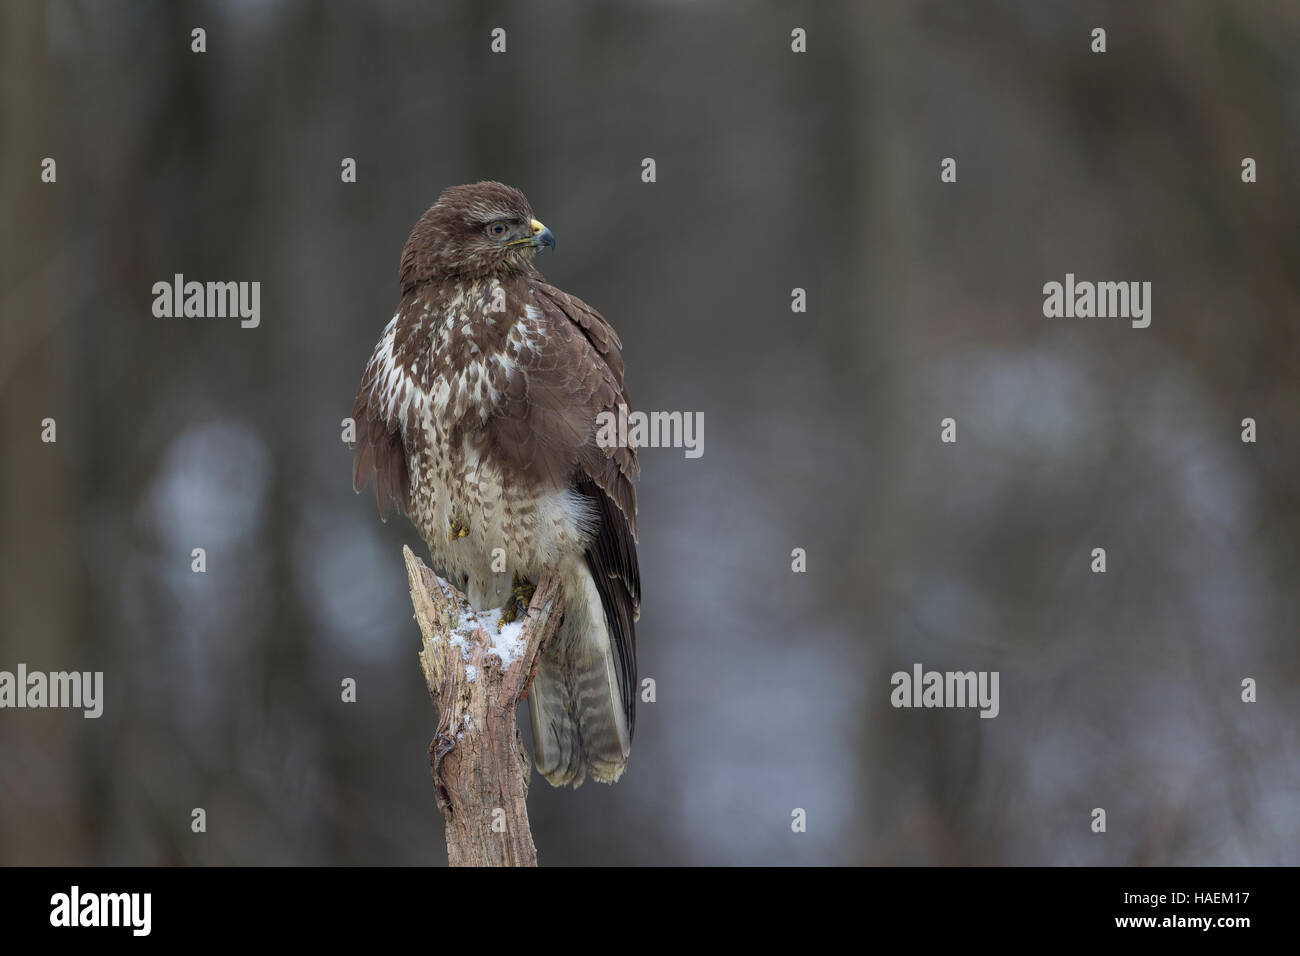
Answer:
[{"xmin": 402, "ymin": 545, "xmax": 564, "ymax": 867}]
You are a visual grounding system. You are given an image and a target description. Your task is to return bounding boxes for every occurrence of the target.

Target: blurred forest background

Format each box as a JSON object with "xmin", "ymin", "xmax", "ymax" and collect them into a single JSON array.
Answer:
[{"xmin": 2, "ymin": 0, "xmax": 1298, "ymax": 865}]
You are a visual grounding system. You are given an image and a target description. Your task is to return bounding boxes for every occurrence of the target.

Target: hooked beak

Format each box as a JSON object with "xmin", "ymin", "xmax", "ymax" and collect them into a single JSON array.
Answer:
[{"xmin": 528, "ymin": 218, "xmax": 555, "ymax": 251}]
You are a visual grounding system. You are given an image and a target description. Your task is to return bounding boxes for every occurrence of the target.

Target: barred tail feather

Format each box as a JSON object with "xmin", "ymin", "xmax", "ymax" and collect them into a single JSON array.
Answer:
[{"xmin": 528, "ymin": 560, "xmax": 630, "ymax": 788}]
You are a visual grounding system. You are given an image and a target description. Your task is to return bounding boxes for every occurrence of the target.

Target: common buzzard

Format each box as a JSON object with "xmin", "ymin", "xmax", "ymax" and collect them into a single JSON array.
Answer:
[{"xmin": 351, "ymin": 182, "xmax": 640, "ymax": 787}]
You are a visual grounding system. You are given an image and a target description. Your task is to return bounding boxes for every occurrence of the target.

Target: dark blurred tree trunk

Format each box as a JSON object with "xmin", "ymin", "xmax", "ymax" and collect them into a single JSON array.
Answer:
[{"xmin": 0, "ymin": 1, "xmax": 88, "ymax": 864}]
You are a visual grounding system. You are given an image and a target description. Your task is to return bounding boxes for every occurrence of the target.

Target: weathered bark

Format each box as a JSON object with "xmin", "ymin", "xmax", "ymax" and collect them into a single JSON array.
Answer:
[{"xmin": 402, "ymin": 546, "xmax": 563, "ymax": 867}]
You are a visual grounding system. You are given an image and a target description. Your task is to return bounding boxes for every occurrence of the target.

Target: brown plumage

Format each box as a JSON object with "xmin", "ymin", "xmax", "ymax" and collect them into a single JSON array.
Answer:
[{"xmin": 351, "ymin": 182, "xmax": 640, "ymax": 786}]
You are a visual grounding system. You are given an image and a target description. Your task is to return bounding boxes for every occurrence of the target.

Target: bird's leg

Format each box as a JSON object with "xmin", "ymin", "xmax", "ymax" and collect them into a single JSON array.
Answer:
[
  {"xmin": 497, "ymin": 575, "xmax": 536, "ymax": 631},
  {"xmin": 447, "ymin": 513, "xmax": 470, "ymax": 542}
]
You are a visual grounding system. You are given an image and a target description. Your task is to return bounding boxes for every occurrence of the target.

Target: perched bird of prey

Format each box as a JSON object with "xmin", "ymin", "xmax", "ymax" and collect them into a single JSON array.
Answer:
[{"xmin": 351, "ymin": 182, "xmax": 639, "ymax": 787}]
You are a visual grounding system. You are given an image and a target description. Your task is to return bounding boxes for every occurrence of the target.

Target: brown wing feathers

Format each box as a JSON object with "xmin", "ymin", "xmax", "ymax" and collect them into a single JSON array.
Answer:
[
  {"xmin": 578, "ymin": 477, "xmax": 641, "ymax": 735},
  {"xmin": 531, "ymin": 283, "xmax": 641, "ymax": 735},
  {"xmin": 351, "ymin": 321, "xmax": 411, "ymax": 520}
]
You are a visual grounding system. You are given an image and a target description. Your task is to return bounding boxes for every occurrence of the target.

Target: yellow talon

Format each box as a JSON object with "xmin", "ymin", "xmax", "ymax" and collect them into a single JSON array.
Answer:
[
  {"xmin": 499, "ymin": 577, "xmax": 536, "ymax": 628},
  {"xmin": 448, "ymin": 516, "xmax": 470, "ymax": 542}
]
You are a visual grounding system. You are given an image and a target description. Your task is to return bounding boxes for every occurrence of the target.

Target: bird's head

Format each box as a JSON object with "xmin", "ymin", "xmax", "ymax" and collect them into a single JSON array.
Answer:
[{"xmin": 400, "ymin": 181, "xmax": 555, "ymax": 289}]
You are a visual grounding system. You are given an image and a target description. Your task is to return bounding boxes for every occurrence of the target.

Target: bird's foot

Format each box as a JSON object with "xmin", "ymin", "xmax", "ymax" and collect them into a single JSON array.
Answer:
[
  {"xmin": 447, "ymin": 516, "xmax": 470, "ymax": 542},
  {"xmin": 498, "ymin": 577, "xmax": 536, "ymax": 631}
]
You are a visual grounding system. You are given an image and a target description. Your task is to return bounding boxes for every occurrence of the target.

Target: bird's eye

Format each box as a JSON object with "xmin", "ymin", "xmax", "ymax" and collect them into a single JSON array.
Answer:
[{"xmin": 487, "ymin": 221, "xmax": 509, "ymax": 238}]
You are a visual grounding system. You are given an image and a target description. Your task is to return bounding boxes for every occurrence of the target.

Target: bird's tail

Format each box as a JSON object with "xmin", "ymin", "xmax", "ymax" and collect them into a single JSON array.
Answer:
[{"xmin": 528, "ymin": 560, "xmax": 630, "ymax": 787}]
